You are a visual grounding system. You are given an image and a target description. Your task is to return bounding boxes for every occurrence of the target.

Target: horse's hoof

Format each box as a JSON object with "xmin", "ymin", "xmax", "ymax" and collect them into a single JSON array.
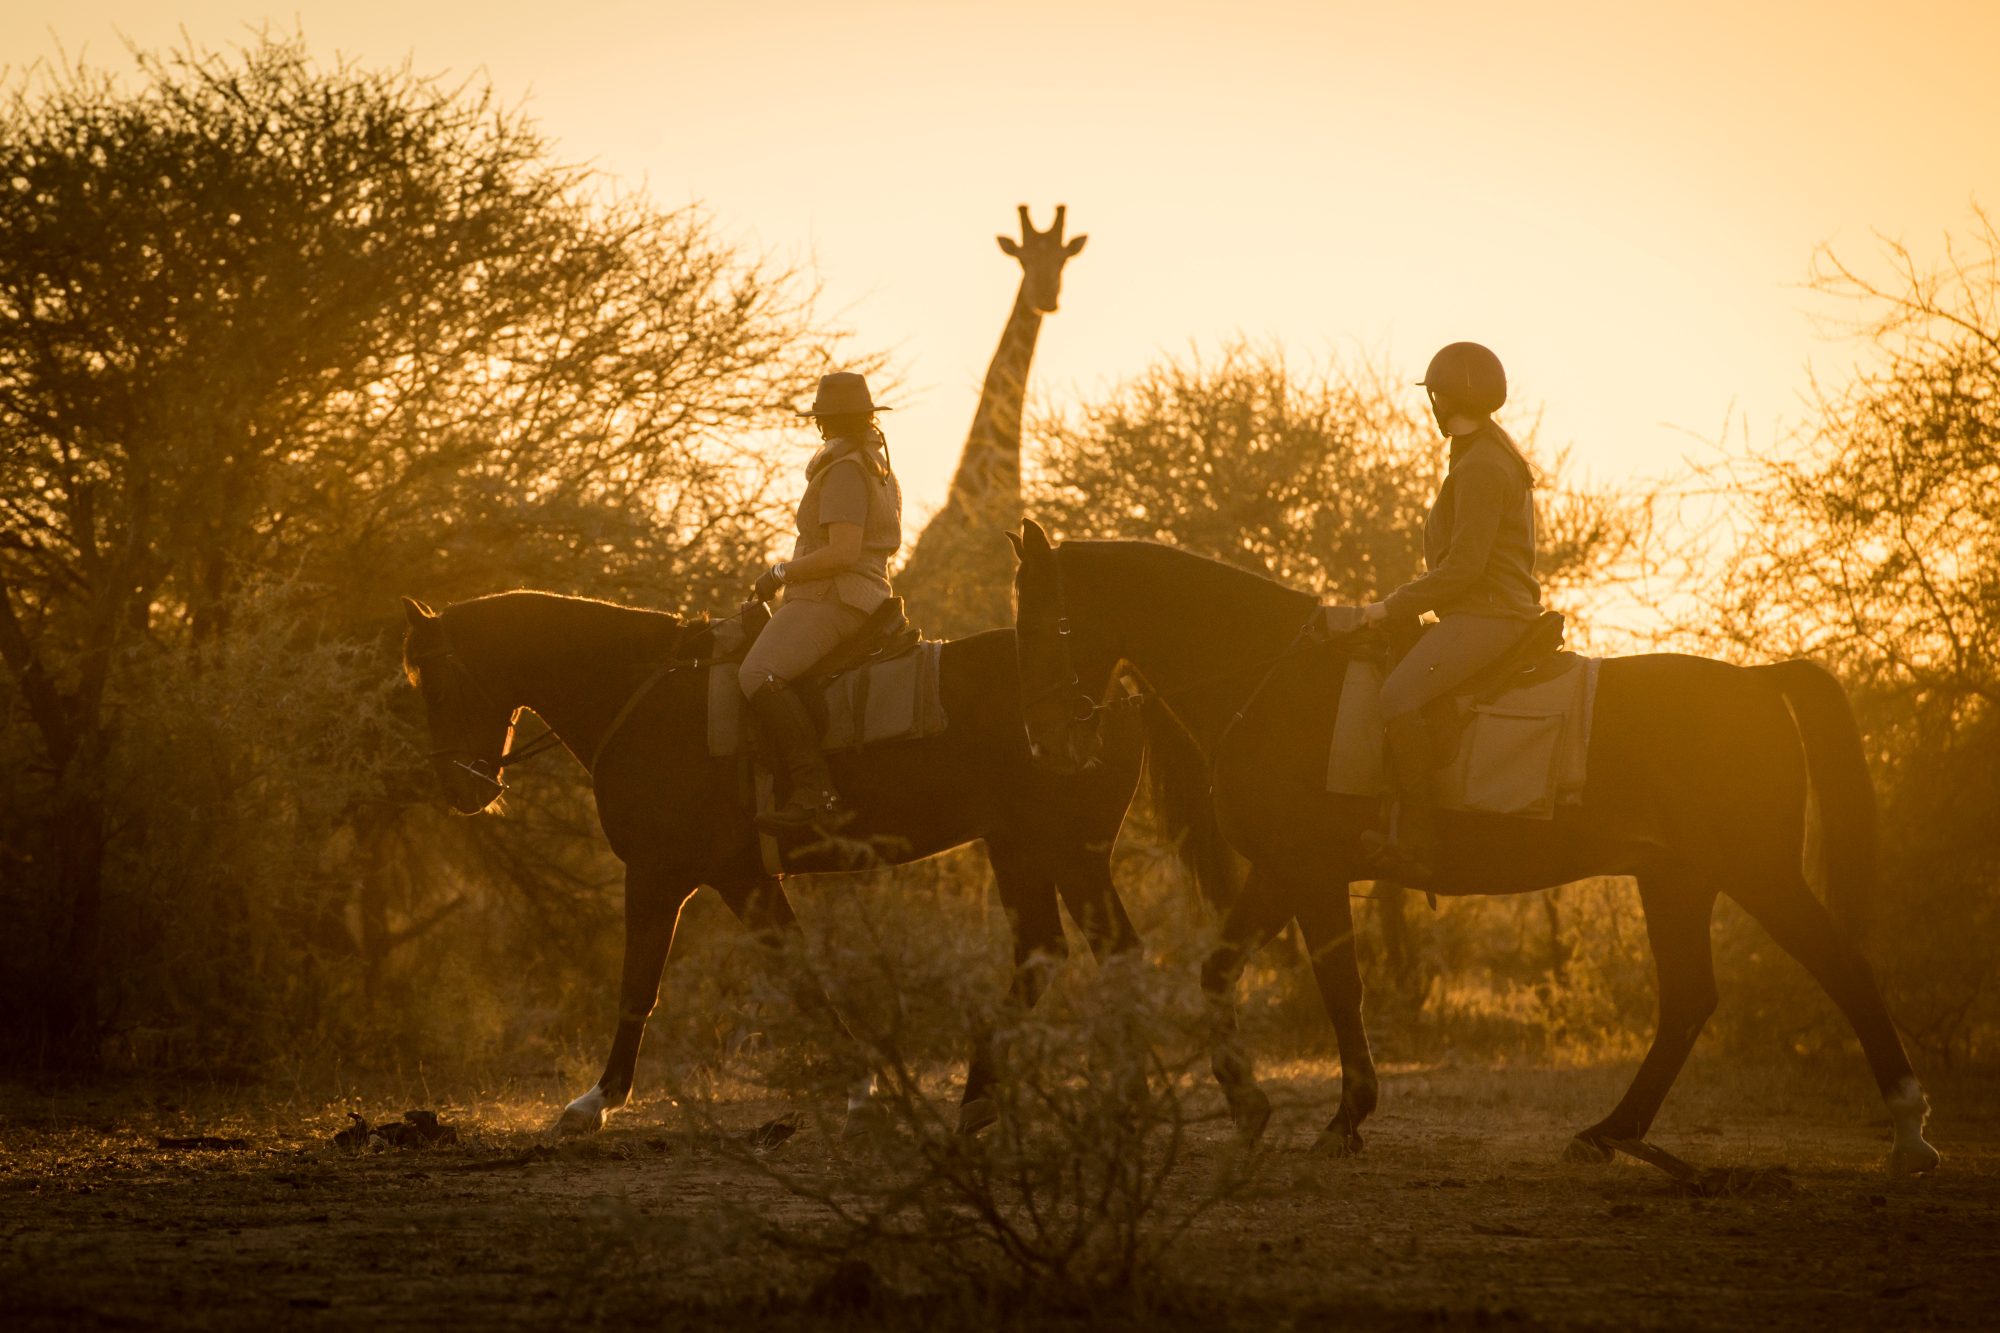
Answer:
[
  {"xmin": 1563, "ymin": 1134, "xmax": 1613, "ymax": 1165},
  {"xmin": 1889, "ymin": 1139, "xmax": 1942, "ymax": 1177},
  {"xmin": 557, "ymin": 1090, "xmax": 610, "ymax": 1136},
  {"xmin": 1885, "ymin": 1077, "xmax": 1940, "ymax": 1176},
  {"xmin": 956, "ymin": 1098, "xmax": 998, "ymax": 1138},
  {"xmin": 841, "ymin": 1098, "xmax": 892, "ymax": 1145},
  {"xmin": 556, "ymin": 1105, "xmax": 604, "ymax": 1136},
  {"xmin": 1310, "ymin": 1121, "xmax": 1363, "ymax": 1158},
  {"xmin": 1227, "ymin": 1085, "xmax": 1273, "ymax": 1146}
]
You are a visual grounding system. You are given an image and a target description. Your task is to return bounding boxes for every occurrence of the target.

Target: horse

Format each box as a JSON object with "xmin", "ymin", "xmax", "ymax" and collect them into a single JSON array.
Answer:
[
  {"xmin": 1006, "ymin": 521, "xmax": 1941, "ymax": 1175},
  {"xmin": 400, "ymin": 589, "xmax": 1220, "ymax": 1136}
]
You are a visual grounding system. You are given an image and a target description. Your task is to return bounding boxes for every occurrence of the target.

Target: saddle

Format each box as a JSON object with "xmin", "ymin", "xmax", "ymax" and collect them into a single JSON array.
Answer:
[
  {"xmin": 716, "ymin": 596, "xmax": 921, "ymax": 678},
  {"xmin": 705, "ymin": 596, "xmax": 946, "ymax": 759},
  {"xmin": 1410, "ymin": 610, "xmax": 1574, "ymax": 765},
  {"xmin": 1324, "ymin": 609, "xmax": 1600, "ymax": 819},
  {"xmin": 802, "ymin": 596, "xmax": 922, "ymax": 679}
]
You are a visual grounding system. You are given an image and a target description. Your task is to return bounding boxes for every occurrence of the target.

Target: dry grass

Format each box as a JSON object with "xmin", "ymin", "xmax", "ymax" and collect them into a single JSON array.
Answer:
[{"xmin": 4, "ymin": 1058, "xmax": 1997, "ymax": 1330}]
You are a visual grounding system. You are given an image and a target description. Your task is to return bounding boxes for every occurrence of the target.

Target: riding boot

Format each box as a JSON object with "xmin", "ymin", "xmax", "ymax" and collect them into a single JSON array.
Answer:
[
  {"xmin": 1362, "ymin": 712, "xmax": 1443, "ymax": 883},
  {"xmin": 746, "ymin": 682, "xmax": 853, "ymax": 834}
]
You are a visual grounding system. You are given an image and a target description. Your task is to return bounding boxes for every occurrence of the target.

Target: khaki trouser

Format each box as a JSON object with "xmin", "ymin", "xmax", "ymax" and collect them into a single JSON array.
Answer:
[
  {"xmin": 738, "ymin": 599, "xmax": 871, "ymax": 697},
  {"xmin": 1377, "ymin": 613, "xmax": 1531, "ymax": 719}
]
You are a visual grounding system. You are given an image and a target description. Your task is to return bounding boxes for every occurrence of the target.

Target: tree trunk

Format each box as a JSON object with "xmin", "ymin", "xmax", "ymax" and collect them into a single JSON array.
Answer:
[{"xmin": 47, "ymin": 777, "xmax": 108, "ymax": 1067}]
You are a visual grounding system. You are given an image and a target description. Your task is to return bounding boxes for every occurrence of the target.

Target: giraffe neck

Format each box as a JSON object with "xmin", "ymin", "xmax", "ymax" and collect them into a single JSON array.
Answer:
[{"xmin": 946, "ymin": 281, "xmax": 1044, "ymax": 523}]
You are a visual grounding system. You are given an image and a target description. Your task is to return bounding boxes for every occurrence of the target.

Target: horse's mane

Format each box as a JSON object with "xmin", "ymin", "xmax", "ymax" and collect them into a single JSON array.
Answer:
[
  {"xmin": 1058, "ymin": 539, "xmax": 1317, "ymax": 617},
  {"xmin": 416, "ymin": 590, "xmax": 716, "ymax": 675},
  {"xmin": 450, "ymin": 587, "xmax": 698, "ymax": 623}
]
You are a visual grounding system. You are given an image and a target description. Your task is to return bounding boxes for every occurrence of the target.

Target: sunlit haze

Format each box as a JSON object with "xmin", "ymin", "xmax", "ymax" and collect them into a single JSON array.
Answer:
[{"xmin": 8, "ymin": 0, "xmax": 1998, "ymax": 519}]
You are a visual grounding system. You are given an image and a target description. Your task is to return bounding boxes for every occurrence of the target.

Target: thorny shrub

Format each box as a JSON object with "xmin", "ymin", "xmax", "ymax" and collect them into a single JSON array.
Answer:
[{"xmin": 661, "ymin": 853, "xmax": 1260, "ymax": 1297}]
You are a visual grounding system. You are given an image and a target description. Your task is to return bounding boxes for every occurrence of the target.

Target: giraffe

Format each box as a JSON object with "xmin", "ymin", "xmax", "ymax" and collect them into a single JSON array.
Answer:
[{"xmin": 895, "ymin": 204, "xmax": 1086, "ymax": 638}]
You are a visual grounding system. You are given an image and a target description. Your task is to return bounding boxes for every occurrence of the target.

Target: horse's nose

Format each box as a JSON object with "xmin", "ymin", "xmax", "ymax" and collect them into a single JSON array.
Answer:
[{"xmin": 1029, "ymin": 741, "xmax": 1044, "ymax": 760}]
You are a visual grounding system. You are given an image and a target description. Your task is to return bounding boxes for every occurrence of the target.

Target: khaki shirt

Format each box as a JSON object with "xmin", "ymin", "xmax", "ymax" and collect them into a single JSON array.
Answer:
[
  {"xmin": 1383, "ymin": 426, "xmax": 1543, "ymax": 622},
  {"xmin": 784, "ymin": 437, "xmax": 904, "ymax": 612}
]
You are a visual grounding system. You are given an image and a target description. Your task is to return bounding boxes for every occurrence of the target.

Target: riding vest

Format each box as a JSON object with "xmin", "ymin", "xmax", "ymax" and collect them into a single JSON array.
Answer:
[
  {"xmin": 784, "ymin": 436, "xmax": 904, "ymax": 613},
  {"xmin": 1383, "ymin": 425, "xmax": 1543, "ymax": 623}
]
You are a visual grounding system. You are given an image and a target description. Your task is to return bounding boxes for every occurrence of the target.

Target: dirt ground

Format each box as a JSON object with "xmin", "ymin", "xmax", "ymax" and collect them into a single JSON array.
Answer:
[{"xmin": 2, "ymin": 1057, "xmax": 1996, "ymax": 1331}]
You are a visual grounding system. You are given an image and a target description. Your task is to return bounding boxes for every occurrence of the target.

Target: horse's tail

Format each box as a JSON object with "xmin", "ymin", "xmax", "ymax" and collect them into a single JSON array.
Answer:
[
  {"xmin": 1754, "ymin": 659, "xmax": 1876, "ymax": 941},
  {"xmin": 1141, "ymin": 698, "xmax": 1240, "ymax": 915}
]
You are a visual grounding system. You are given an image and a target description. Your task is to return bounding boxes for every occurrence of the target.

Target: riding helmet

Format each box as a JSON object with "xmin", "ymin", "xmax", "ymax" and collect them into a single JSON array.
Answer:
[{"xmin": 1419, "ymin": 342, "xmax": 1507, "ymax": 416}]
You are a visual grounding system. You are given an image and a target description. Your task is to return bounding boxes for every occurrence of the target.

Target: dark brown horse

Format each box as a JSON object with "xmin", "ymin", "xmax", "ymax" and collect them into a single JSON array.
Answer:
[
  {"xmin": 401, "ymin": 590, "xmax": 1216, "ymax": 1135},
  {"xmin": 1008, "ymin": 522, "xmax": 1941, "ymax": 1174}
]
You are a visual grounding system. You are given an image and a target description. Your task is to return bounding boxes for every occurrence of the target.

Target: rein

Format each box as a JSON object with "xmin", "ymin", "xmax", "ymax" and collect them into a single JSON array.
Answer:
[
  {"xmin": 1031, "ymin": 551, "xmax": 1323, "ymax": 726},
  {"xmin": 412, "ymin": 618, "xmax": 706, "ymax": 790},
  {"xmin": 408, "ymin": 643, "xmax": 567, "ymax": 788},
  {"xmin": 587, "ymin": 654, "xmax": 702, "ymax": 772}
]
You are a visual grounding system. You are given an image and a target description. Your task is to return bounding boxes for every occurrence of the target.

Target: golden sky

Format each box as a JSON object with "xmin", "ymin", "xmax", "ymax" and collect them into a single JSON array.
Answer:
[{"xmin": 7, "ymin": 0, "xmax": 1999, "ymax": 520}]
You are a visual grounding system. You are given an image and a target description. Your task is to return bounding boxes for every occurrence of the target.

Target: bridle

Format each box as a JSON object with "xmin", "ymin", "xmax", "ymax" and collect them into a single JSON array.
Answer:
[
  {"xmin": 1020, "ymin": 547, "xmax": 1330, "ymax": 754},
  {"xmin": 1020, "ymin": 550, "xmax": 1128, "ymax": 733},
  {"xmin": 408, "ymin": 617, "xmax": 707, "ymax": 800},
  {"xmin": 407, "ymin": 635, "xmax": 566, "ymax": 796}
]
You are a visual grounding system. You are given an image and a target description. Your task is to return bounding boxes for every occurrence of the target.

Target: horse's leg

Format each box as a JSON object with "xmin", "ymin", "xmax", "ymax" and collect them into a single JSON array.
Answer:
[
  {"xmin": 960, "ymin": 839, "xmax": 1067, "ymax": 1135},
  {"xmin": 1053, "ymin": 838, "xmax": 1152, "ymax": 1114},
  {"xmin": 1293, "ymin": 881, "xmax": 1379, "ymax": 1157},
  {"xmin": 559, "ymin": 863, "xmax": 690, "ymax": 1135},
  {"xmin": 1729, "ymin": 871, "xmax": 1940, "ymax": 1175},
  {"xmin": 1050, "ymin": 839, "xmax": 1140, "ymax": 961},
  {"xmin": 718, "ymin": 877, "xmax": 882, "ymax": 1133},
  {"xmin": 1568, "ymin": 873, "xmax": 1718, "ymax": 1161},
  {"xmin": 1201, "ymin": 862, "xmax": 1297, "ymax": 1145}
]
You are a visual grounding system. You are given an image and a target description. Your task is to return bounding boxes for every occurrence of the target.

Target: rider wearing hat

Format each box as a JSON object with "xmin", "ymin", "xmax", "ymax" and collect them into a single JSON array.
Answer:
[
  {"xmin": 1360, "ymin": 342, "xmax": 1544, "ymax": 880},
  {"xmin": 739, "ymin": 371, "xmax": 905, "ymax": 832}
]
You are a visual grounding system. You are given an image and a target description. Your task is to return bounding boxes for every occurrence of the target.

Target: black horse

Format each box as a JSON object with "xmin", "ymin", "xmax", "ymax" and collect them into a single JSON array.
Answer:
[
  {"xmin": 401, "ymin": 590, "xmax": 1215, "ymax": 1135},
  {"xmin": 1008, "ymin": 522, "xmax": 1940, "ymax": 1174}
]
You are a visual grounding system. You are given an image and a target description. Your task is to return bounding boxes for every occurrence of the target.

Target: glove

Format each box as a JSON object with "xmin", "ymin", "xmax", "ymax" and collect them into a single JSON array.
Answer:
[{"xmin": 752, "ymin": 563, "xmax": 785, "ymax": 603}]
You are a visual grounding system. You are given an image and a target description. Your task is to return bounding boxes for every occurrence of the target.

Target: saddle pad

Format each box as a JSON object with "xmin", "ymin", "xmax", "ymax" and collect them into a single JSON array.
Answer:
[
  {"xmin": 1326, "ymin": 653, "xmax": 1601, "ymax": 819},
  {"xmin": 706, "ymin": 640, "xmax": 948, "ymax": 759}
]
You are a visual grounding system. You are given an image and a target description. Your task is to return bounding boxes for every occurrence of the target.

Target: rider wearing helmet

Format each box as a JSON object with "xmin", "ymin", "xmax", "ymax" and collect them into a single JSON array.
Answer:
[
  {"xmin": 740, "ymin": 372, "xmax": 905, "ymax": 832},
  {"xmin": 1360, "ymin": 342, "xmax": 1544, "ymax": 880}
]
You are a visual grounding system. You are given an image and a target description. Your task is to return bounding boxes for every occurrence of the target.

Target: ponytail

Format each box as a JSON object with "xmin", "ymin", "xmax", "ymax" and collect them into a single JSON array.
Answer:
[
  {"xmin": 1487, "ymin": 420, "xmax": 1537, "ymax": 489},
  {"xmin": 817, "ymin": 412, "xmax": 893, "ymax": 475}
]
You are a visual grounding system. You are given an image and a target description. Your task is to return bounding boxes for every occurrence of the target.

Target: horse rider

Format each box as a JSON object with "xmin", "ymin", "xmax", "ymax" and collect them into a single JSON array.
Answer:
[
  {"xmin": 739, "ymin": 371, "xmax": 905, "ymax": 833},
  {"xmin": 1360, "ymin": 342, "xmax": 1545, "ymax": 881}
]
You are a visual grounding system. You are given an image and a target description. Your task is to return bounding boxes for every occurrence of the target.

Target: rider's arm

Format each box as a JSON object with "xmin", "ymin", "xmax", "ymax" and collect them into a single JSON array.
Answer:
[
  {"xmin": 771, "ymin": 458, "xmax": 870, "ymax": 586},
  {"xmin": 777, "ymin": 523, "xmax": 864, "ymax": 582},
  {"xmin": 1379, "ymin": 458, "xmax": 1513, "ymax": 621}
]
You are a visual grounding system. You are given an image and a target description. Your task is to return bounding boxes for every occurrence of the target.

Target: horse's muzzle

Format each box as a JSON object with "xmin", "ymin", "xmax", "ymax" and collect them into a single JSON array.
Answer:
[
  {"xmin": 1028, "ymin": 725, "xmax": 1101, "ymax": 777},
  {"xmin": 435, "ymin": 757, "xmax": 505, "ymax": 814}
]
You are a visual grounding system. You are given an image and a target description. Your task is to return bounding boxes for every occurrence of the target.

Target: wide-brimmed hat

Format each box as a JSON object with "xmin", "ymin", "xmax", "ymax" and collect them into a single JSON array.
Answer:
[{"xmin": 798, "ymin": 371, "xmax": 891, "ymax": 418}]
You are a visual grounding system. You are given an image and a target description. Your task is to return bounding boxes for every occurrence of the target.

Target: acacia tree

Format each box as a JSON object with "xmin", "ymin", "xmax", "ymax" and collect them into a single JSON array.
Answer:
[
  {"xmin": 1706, "ymin": 216, "xmax": 1999, "ymax": 1063},
  {"xmin": 1028, "ymin": 342, "xmax": 1641, "ymax": 1014},
  {"xmin": 0, "ymin": 37, "xmax": 850, "ymax": 1064},
  {"xmin": 1028, "ymin": 342, "xmax": 1633, "ymax": 607}
]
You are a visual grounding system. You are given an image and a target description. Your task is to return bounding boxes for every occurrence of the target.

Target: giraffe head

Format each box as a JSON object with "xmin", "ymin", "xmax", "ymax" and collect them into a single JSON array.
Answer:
[{"xmin": 998, "ymin": 204, "xmax": 1087, "ymax": 314}]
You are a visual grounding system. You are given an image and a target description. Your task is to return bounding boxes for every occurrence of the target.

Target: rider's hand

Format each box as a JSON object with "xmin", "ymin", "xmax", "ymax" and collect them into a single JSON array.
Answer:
[
  {"xmin": 1363, "ymin": 601, "xmax": 1389, "ymax": 625},
  {"xmin": 753, "ymin": 564, "xmax": 786, "ymax": 603}
]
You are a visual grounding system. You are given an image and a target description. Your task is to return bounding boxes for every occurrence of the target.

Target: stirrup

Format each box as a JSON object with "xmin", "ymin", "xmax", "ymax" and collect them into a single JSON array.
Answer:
[{"xmin": 755, "ymin": 794, "xmax": 855, "ymax": 836}]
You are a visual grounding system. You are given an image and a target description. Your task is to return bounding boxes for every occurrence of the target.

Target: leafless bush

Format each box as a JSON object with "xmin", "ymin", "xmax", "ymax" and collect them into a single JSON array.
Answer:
[
  {"xmin": 662, "ymin": 858, "xmax": 1258, "ymax": 1299},
  {"xmin": 1688, "ymin": 213, "xmax": 2000, "ymax": 1066}
]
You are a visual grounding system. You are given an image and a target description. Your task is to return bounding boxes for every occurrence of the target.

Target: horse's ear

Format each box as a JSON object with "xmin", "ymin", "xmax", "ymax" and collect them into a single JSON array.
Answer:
[
  {"xmin": 401, "ymin": 596, "xmax": 436, "ymax": 629},
  {"xmin": 1005, "ymin": 529, "xmax": 1026, "ymax": 563},
  {"xmin": 1021, "ymin": 517, "xmax": 1053, "ymax": 555}
]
